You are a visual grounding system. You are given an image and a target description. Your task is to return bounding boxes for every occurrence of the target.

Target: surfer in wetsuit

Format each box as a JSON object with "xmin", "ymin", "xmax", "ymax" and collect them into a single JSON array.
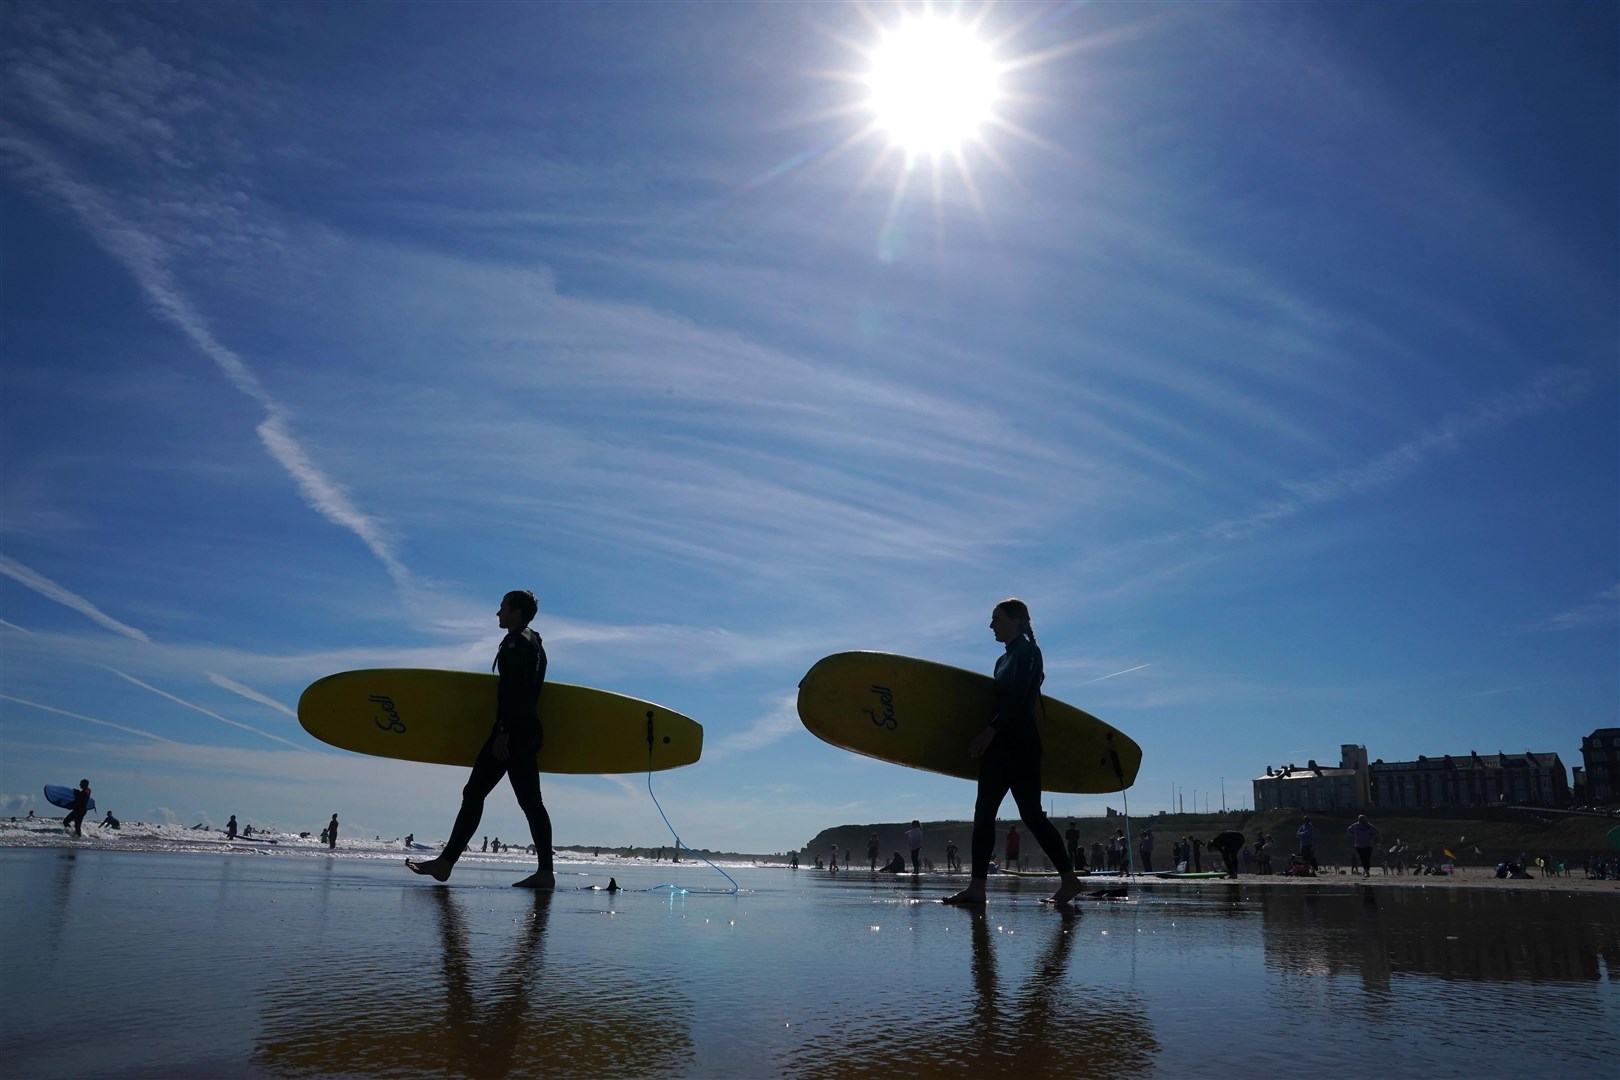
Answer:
[
  {"xmin": 63, "ymin": 779, "xmax": 91, "ymax": 837},
  {"xmin": 944, "ymin": 600, "xmax": 1084, "ymax": 907},
  {"xmin": 1209, "ymin": 830, "xmax": 1245, "ymax": 878},
  {"xmin": 409, "ymin": 590, "xmax": 554, "ymax": 889}
]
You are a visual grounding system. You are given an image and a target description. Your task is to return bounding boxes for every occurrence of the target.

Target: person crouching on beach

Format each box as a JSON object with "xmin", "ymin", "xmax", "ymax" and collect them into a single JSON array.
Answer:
[
  {"xmin": 944, "ymin": 599, "xmax": 1083, "ymax": 907},
  {"xmin": 408, "ymin": 590, "xmax": 554, "ymax": 889}
]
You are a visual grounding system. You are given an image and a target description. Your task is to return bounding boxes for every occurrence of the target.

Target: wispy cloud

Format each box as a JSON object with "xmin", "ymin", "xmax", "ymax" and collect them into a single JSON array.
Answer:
[
  {"xmin": 1529, "ymin": 584, "xmax": 1620, "ymax": 632},
  {"xmin": 0, "ymin": 555, "xmax": 151, "ymax": 642},
  {"xmin": 708, "ymin": 694, "xmax": 801, "ymax": 759},
  {"xmin": 1199, "ymin": 367, "xmax": 1594, "ymax": 543}
]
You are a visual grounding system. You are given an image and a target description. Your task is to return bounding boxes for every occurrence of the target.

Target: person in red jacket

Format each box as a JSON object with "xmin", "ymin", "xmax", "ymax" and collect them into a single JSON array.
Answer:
[{"xmin": 409, "ymin": 590, "xmax": 553, "ymax": 888}]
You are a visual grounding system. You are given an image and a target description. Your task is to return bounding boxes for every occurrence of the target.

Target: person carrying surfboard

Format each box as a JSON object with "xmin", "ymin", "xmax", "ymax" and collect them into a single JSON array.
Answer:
[
  {"xmin": 408, "ymin": 590, "xmax": 555, "ymax": 889},
  {"xmin": 944, "ymin": 600, "xmax": 1084, "ymax": 907},
  {"xmin": 63, "ymin": 779, "xmax": 91, "ymax": 838}
]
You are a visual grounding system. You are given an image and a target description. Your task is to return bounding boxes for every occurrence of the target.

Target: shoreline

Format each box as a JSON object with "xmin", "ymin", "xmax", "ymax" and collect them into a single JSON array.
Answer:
[
  {"xmin": 1108, "ymin": 863, "xmax": 1619, "ymax": 895},
  {"xmin": 5, "ymin": 824, "xmax": 1612, "ymax": 894}
]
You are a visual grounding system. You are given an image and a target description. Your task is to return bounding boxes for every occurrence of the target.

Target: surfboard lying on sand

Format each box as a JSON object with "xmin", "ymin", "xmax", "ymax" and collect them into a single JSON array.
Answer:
[
  {"xmin": 43, "ymin": 785, "xmax": 94, "ymax": 812},
  {"xmin": 298, "ymin": 669, "xmax": 702, "ymax": 774},
  {"xmin": 797, "ymin": 652, "xmax": 1141, "ymax": 794}
]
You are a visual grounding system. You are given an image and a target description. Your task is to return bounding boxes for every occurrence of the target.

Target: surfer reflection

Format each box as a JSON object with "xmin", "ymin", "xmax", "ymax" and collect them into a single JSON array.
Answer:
[
  {"xmin": 432, "ymin": 888, "xmax": 551, "ymax": 1075},
  {"xmin": 960, "ymin": 911, "xmax": 1159, "ymax": 1078}
]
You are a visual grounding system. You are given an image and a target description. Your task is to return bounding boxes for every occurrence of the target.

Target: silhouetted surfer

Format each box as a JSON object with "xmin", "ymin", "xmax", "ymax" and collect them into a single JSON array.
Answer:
[
  {"xmin": 944, "ymin": 600, "xmax": 1083, "ymax": 907},
  {"xmin": 409, "ymin": 590, "xmax": 555, "ymax": 889},
  {"xmin": 63, "ymin": 779, "xmax": 91, "ymax": 837}
]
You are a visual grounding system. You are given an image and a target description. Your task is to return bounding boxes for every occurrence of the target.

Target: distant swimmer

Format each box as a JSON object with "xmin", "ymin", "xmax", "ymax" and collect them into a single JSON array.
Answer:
[
  {"xmin": 226, "ymin": 815, "xmax": 238, "ymax": 840},
  {"xmin": 606, "ymin": 877, "xmax": 619, "ymax": 893},
  {"xmin": 408, "ymin": 590, "xmax": 556, "ymax": 890},
  {"xmin": 97, "ymin": 811, "xmax": 120, "ymax": 830},
  {"xmin": 63, "ymin": 779, "xmax": 92, "ymax": 838},
  {"xmin": 327, "ymin": 814, "xmax": 339, "ymax": 850},
  {"xmin": 943, "ymin": 600, "xmax": 1083, "ymax": 907}
]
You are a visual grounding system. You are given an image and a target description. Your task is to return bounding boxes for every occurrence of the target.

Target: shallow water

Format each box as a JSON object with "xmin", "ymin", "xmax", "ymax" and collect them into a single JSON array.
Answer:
[{"xmin": 2, "ymin": 849, "xmax": 1616, "ymax": 1079}]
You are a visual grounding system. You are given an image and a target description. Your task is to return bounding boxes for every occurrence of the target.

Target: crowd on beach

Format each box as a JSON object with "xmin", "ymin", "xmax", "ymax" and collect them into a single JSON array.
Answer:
[{"xmin": 805, "ymin": 813, "xmax": 1619, "ymax": 884}]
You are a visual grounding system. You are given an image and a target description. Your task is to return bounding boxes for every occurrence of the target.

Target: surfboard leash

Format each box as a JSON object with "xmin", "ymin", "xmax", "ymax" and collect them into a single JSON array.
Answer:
[{"xmin": 639, "ymin": 710, "xmax": 740, "ymax": 895}]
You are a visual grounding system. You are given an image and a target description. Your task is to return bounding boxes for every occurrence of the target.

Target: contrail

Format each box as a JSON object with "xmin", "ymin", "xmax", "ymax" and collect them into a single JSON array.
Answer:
[
  {"xmin": 1086, "ymin": 663, "xmax": 1150, "ymax": 683},
  {"xmin": 0, "ymin": 133, "xmax": 413, "ymax": 594},
  {"xmin": 207, "ymin": 674, "xmax": 298, "ymax": 718},
  {"xmin": 0, "ymin": 695, "xmax": 176, "ymax": 743},
  {"xmin": 0, "ymin": 556, "xmax": 151, "ymax": 642},
  {"xmin": 107, "ymin": 669, "xmax": 311, "ymax": 752}
]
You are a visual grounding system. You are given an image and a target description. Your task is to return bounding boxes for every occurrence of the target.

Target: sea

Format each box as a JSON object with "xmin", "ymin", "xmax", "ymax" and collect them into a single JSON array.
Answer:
[{"xmin": 2, "ymin": 845, "xmax": 1617, "ymax": 1079}]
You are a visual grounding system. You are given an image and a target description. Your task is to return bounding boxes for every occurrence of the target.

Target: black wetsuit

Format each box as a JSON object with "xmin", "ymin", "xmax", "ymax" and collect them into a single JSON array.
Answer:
[
  {"xmin": 63, "ymin": 786, "xmax": 91, "ymax": 837},
  {"xmin": 1210, "ymin": 831, "xmax": 1245, "ymax": 878},
  {"xmin": 441, "ymin": 627, "xmax": 552, "ymax": 871},
  {"xmin": 968, "ymin": 637, "xmax": 1073, "ymax": 879}
]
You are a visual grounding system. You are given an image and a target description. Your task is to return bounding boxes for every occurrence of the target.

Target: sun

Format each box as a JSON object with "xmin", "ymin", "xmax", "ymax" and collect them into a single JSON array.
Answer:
[{"xmin": 866, "ymin": 14, "xmax": 1001, "ymax": 158}]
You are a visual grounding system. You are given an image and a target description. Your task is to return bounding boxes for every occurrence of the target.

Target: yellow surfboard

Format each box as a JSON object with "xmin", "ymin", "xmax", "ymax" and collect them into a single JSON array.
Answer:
[
  {"xmin": 797, "ymin": 652, "xmax": 1140, "ymax": 794},
  {"xmin": 298, "ymin": 669, "xmax": 702, "ymax": 774}
]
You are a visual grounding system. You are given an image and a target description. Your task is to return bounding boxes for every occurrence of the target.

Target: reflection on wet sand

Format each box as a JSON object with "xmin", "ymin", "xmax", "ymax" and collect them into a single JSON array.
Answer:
[
  {"xmin": 1261, "ymin": 887, "xmax": 1620, "ymax": 987},
  {"xmin": 785, "ymin": 909, "xmax": 1159, "ymax": 1079},
  {"xmin": 254, "ymin": 888, "xmax": 695, "ymax": 1078}
]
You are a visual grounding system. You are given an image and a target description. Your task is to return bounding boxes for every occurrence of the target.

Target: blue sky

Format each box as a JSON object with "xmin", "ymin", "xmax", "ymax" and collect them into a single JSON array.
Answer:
[{"xmin": 1, "ymin": 1, "xmax": 1614, "ymax": 853}]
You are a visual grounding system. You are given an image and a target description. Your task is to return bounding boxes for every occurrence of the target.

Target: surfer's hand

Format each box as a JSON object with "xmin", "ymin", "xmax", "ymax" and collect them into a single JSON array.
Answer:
[
  {"xmin": 969, "ymin": 726, "xmax": 996, "ymax": 757},
  {"xmin": 493, "ymin": 731, "xmax": 510, "ymax": 762}
]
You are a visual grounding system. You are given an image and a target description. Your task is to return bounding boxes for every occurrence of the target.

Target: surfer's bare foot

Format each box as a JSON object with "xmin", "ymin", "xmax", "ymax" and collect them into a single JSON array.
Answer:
[
  {"xmin": 512, "ymin": 870, "xmax": 556, "ymax": 890},
  {"xmin": 1047, "ymin": 873, "xmax": 1083, "ymax": 906},
  {"xmin": 942, "ymin": 882, "xmax": 987, "ymax": 905},
  {"xmin": 406, "ymin": 857, "xmax": 452, "ymax": 882}
]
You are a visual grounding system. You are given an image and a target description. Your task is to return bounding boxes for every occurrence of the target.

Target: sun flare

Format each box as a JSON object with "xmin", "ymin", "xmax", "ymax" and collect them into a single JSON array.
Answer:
[{"xmin": 866, "ymin": 15, "xmax": 1000, "ymax": 157}]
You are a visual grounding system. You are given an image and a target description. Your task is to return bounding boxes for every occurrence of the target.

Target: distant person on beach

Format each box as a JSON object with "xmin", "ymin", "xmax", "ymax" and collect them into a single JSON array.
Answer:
[
  {"xmin": 869, "ymin": 831, "xmax": 881, "ymax": 871},
  {"xmin": 63, "ymin": 779, "xmax": 91, "ymax": 837},
  {"xmin": 1210, "ymin": 830, "xmax": 1245, "ymax": 878},
  {"xmin": 1064, "ymin": 821, "xmax": 1081, "ymax": 869},
  {"xmin": 408, "ymin": 590, "xmax": 554, "ymax": 890},
  {"xmin": 944, "ymin": 599, "xmax": 1083, "ymax": 907},
  {"xmin": 226, "ymin": 815, "xmax": 238, "ymax": 840},
  {"xmin": 945, "ymin": 839, "xmax": 960, "ymax": 873},
  {"xmin": 881, "ymin": 851, "xmax": 907, "ymax": 873},
  {"xmin": 1005, "ymin": 824, "xmax": 1021, "ymax": 870},
  {"xmin": 482, "ymin": 837, "xmax": 489, "ymax": 852},
  {"xmin": 1347, "ymin": 815, "xmax": 1380, "ymax": 877},
  {"xmin": 1297, "ymin": 818, "xmax": 1317, "ymax": 872},
  {"xmin": 1138, "ymin": 827, "xmax": 1154, "ymax": 873},
  {"xmin": 328, "ymin": 814, "xmax": 339, "ymax": 850},
  {"xmin": 906, "ymin": 821, "xmax": 924, "ymax": 873}
]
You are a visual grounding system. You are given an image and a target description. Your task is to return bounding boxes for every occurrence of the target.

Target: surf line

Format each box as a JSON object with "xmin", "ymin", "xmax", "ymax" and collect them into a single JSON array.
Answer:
[{"xmin": 639, "ymin": 710, "xmax": 740, "ymax": 895}]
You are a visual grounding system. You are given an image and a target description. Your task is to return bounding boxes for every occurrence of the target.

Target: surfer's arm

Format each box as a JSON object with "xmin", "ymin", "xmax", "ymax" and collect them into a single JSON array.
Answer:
[{"xmin": 969, "ymin": 725, "xmax": 996, "ymax": 757}]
